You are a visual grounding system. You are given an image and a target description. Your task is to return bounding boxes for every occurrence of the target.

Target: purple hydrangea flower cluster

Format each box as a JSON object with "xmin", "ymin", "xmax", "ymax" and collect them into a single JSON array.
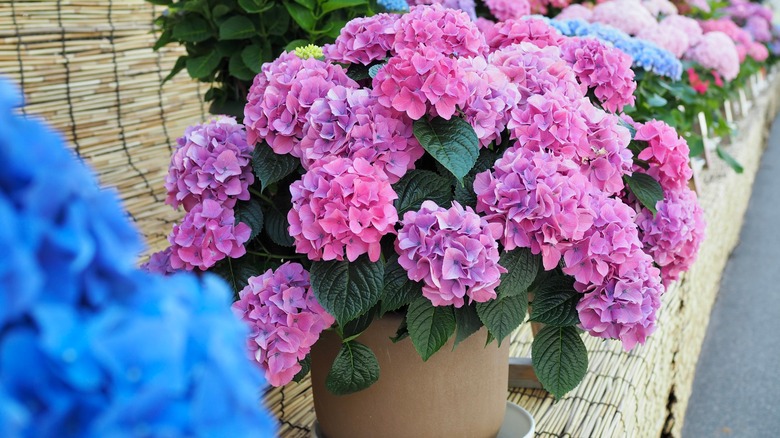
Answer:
[
  {"xmin": 323, "ymin": 14, "xmax": 398, "ymax": 65},
  {"xmin": 232, "ymin": 263, "xmax": 335, "ymax": 387},
  {"xmin": 165, "ymin": 116, "xmax": 254, "ymax": 212},
  {"xmin": 396, "ymin": 201, "xmax": 506, "ymax": 307},
  {"xmin": 0, "ymin": 78, "xmax": 275, "ymax": 437}
]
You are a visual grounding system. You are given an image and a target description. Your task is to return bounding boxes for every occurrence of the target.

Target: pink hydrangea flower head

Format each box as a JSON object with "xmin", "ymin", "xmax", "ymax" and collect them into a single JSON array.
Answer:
[
  {"xmin": 635, "ymin": 187, "xmax": 705, "ymax": 286},
  {"xmin": 633, "ymin": 119, "xmax": 693, "ymax": 191},
  {"xmin": 141, "ymin": 247, "xmax": 175, "ymax": 275},
  {"xmin": 555, "ymin": 4, "xmax": 593, "ymax": 21},
  {"xmin": 168, "ymin": 199, "xmax": 251, "ymax": 271},
  {"xmin": 661, "ymin": 15, "xmax": 703, "ymax": 46},
  {"xmin": 474, "ymin": 146, "xmax": 597, "ymax": 270},
  {"xmin": 576, "ymin": 251, "xmax": 664, "ymax": 351},
  {"xmin": 489, "ymin": 43, "xmax": 582, "ymax": 102},
  {"xmin": 699, "ymin": 18, "xmax": 754, "ymax": 63},
  {"xmin": 748, "ymin": 42, "xmax": 769, "ymax": 62},
  {"xmin": 396, "ymin": 200, "xmax": 506, "ymax": 308},
  {"xmin": 232, "ymin": 262, "xmax": 335, "ymax": 387},
  {"xmin": 323, "ymin": 14, "xmax": 398, "ymax": 65},
  {"xmin": 475, "ymin": 17, "xmax": 496, "ymax": 34},
  {"xmin": 744, "ymin": 15, "xmax": 772, "ymax": 43},
  {"xmin": 637, "ymin": 25, "xmax": 690, "ymax": 58},
  {"xmin": 561, "ymin": 195, "xmax": 642, "ymax": 286},
  {"xmin": 288, "ymin": 157, "xmax": 399, "ymax": 262},
  {"xmin": 373, "ymin": 45, "xmax": 470, "ymax": 120},
  {"xmin": 164, "ymin": 117, "xmax": 254, "ymax": 212},
  {"xmin": 408, "ymin": 0, "xmax": 479, "ymax": 21},
  {"xmin": 244, "ymin": 52, "xmax": 357, "ymax": 157},
  {"xmin": 640, "ymin": 0, "xmax": 677, "ymax": 17},
  {"xmin": 685, "ymin": 32, "xmax": 740, "ymax": 81},
  {"xmin": 560, "ymin": 37, "xmax": 637, "ymax": 112},
  {"xmin": 590, "ymin": 0, "xmax": 657, "ymax": 36},
  {"xmin": 302, "ymin": 86, "xmax": 424, "ymax": 182},
  {"xmin": 485, "ymin": 0, "xmax": 531, "ymax": 22},
  {"xmin": 483, "ymin": 18, "xmax": 566, "ymax": 52},
  {"xmin": 457, "ymin": 56, "xmax": 521, "ymax": 147},
  {"xmin": 579, "ymin": 104, "xmax": 634, "ymax": 195},
  {"xmin": 393, "ymin": 4, "xmax": 488, "ymax": 57}
]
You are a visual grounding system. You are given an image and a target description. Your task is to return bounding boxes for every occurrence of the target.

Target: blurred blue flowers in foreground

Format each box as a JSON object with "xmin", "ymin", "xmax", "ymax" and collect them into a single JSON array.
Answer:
[{"xmin": 0, "ymin": 77, "xmax": 275, "ymax": 437}]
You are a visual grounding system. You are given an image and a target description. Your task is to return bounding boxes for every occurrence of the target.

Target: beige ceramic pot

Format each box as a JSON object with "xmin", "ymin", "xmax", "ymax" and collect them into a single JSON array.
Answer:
[{"xmin": 310, "ymin": 313, "xmax": 510, "ymax": 438}]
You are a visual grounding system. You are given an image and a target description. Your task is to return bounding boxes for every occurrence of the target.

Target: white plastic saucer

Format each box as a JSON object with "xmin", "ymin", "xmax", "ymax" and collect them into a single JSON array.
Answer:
[{"xmin": 311, "ymin": 401, "xmax": 534, "ymax": 438}]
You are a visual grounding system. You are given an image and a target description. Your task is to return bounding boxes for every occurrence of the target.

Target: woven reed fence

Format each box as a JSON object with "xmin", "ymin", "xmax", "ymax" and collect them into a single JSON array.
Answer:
[
  {"xmin": 0, "ymin": 0, "xmax": 207, "ymax": 255},
  {"xmin": 4, "ymin": 2, "xmax": 780, "ymax": 436}
]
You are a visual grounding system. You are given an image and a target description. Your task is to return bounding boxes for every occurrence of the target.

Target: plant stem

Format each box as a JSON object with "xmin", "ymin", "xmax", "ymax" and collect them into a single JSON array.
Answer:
[{"xmin": 247, "ymin": 250, "xmax": 303, "ymax": 260}]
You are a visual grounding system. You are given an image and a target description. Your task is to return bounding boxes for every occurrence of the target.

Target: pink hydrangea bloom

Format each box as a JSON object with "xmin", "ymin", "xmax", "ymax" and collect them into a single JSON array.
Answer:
[
  {"xmin": 323, "ymin": 14, "xmax": 398, "ymax": 65},
  {"xmin": 302, "ymin": 86, "xmax": 423, "ymax": 182},
  {"xmin": 232, "ymin": 263, "xmax": 335, "ymax": 387},
  {"xmin": 395, "ymin": 200, "xmax": 506, "ymax": 308},
  {"xmin": 164, "ymin": 117, "xmax": 254, "ymax": 212},
  {"xmin": 633, "ymin": 120, "xmax": 693, "ymax": 191},
  {"xmin": 408, "ymin": 0, "xmax": 479, "ymax": 21},
  {"xmin": 483, "ymin": 18, "xmax": 566, "ymax": 52},
  {"xmin": 141, "ymin": 247, "xmax": 175, "ymax": 275},
  {"xmin": 661, "ymin": 15, "xmax": 703, "ymax": 46},
  {"xmin": 562, "ymin": 195, "xmax": 643, "ymax": 286},
  {"xmin": 560, "ymin": 37, "xmax": 637, "ymax": 112},
  {"xmin": 637, "ymin": 25, "xmax": 690, "ymax": 58},
  {"xmin": 474, "ymin": 146, "xmax": 596, "ymax": 270},
  {"xmin": 168, "ymin": 199, "xmax": 251, "ymax": 271},
  {"xmin": 576, "ymin": 252, "xmax": 664, "ymax": 351},
  {"xmin": 748, "ymin": 42, "xmax": 769, "ymax": 62},
  {"xmin": 507, "ymin": 91, "xmax": 589, "ymax": 158},
  {"xmin": 373, "ymin": 45, "xmax": 470, "ymax": 120},
  {"xmin": 244, "ymin": 52, "xmax": 357, "ymax": 158},
  {"xmin": 457, "ymin": 56, "xmax": 521, "ymax": 147},
  {"xmin": 555, "ymin": 4, "xmax": 593, "ymax": 21},
  {"xmin": 685, "ymin": 32, "xmax": 740, "ymax": 81},
  {"xmin": 744, "ymin": 15, "xmax": 772, "ymax": 43},
  {"xmin": 484, "ymin": 0, "xmax": 531, "ymax": 21},
  {"xmin": 489, "ymin": 43, "xmax": 582, "ymax": 102},
  {"xmin": 476, "ymin": 17, "xmax": 496, "ymax": 34},
  {"xmin": 590, "ymin": 0, "xmax": 657, "ymax": 36},
  {"xmin": 288, "ymin": 157, "xmax": 399, "ymax": 262},
  {"xmin": 640, "ymin": 0, "xmax": 677, "ymax": 17},
  {"xmin": 699, "ymin": 18, "xmax": 754, "ymax": 62},
  {"xmin": 393, "ymin": 4, "xmax": 488, "ymax": 57},
  {"xmin": 580, "ymin": 105, "xmax": 633, "ymax": 195},
  {"xmin": 528, "ymin": 0, "xmax": 571, "ymax": 15},
  {"xmin": 635, "ymin": 187, "xmax": 705, "ymax": 286}
]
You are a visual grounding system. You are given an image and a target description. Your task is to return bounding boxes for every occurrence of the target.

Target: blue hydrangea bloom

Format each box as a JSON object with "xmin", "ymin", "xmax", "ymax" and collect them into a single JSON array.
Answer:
[
  {"xmin": 532, "ymin": 16, "xmax": 683, "ymax": 80},
  {"xmin": 0, "ymin": 77, "xmax": 276, "ymax": 437},
  {"xmin": 377, "ymin": 0, "xmax": 409, "ymax": 12}
]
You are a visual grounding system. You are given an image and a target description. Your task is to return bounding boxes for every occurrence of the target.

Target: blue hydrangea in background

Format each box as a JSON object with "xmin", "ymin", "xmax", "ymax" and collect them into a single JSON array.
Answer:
[
  {"xmin": 377, "ymin": 0, "xmax": 410, "ymax": 12},
  {"xmin": 540, "ymin": 17, "xmax": 684, "ymax": 80},
  {"xmin": 0, "ymin": 77, "xmax": 276, "ymax": 437}
]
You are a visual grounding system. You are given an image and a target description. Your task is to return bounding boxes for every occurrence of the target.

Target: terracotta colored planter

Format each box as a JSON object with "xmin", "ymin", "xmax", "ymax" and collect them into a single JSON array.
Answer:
[{"xmin": 310, "ymin": 313, "xmax": 510, "ymax": 438}]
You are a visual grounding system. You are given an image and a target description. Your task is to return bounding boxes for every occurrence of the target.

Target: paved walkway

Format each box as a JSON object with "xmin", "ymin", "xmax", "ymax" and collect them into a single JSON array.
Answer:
[{"xmin": 682, "ymin": 115, "xmax": 780, "ymax": 437}]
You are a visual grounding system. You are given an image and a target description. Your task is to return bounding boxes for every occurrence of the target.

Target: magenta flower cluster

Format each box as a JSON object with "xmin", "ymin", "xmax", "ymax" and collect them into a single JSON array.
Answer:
[
  {"xmin": 482, "ymin": 18, "xmax": 566, "ymax": 52},
  {"xmin": 288, "ymin": 157, "xmax": 399, "ymax": 262},
  {"xmin": 168, "ymin": 199, "xmax": 251, "ymax": 271},
  {"xmin": 393, "ymin": 4, "xmax": 487, "ymax": 57},
  {"xmin": 244, "ymin": 52, "xmax": 357, "ymax": 158},
  {"xmin": 323, "ymin": 14, "xmax": 397, "ymax": 65},
  {"xmin": 632, "ymin": 120, "xmax": 693, "ymax": 191},
  {"xmin": 484, "ymin": 0, "xmax": 530, "ymax": 22},
  {"xmin": 232, "ymin": 263, "xmax": 335, "ymax": 387},
  {"xmin": 396, "ymin": 201, "xmax": 505, "ymax": 308},
  {"xmin": 165, "ymin": 117, "xmax": 254, "ymax": 212},
  {"xmin": 560, "ymin": 37, "xmax": 637, "ymax": 113}
]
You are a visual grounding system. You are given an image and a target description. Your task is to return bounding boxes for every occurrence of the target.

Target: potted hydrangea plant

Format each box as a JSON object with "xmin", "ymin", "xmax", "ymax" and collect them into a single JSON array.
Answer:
[{"xmin": 147, "ymin": 6, "xmax": 705, "ymax": 437}]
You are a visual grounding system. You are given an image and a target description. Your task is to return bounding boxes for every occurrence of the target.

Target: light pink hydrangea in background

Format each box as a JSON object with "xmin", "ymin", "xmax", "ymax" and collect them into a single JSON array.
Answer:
[
  {"xmin": 489, "ymin": 43, "xmax": 582, "ymax": 101},
  {"xmin": 590, "ymin": 0, "xmax": 657, "ymax": 36},
  {"xmin": 323, "ymin": 14, "xmax": 398, "ymax": 65},
  {"xmin": 748, "ymin": 42, "xmax": 769, "ymax": 62},
  {"xmin": 288, "ymin": 157, "xmax": 398, "ymax": 262},
  {"xmin": 373, "ymin": 45, "xmax": 470, "ymax": 120},
  {"xmin": 457, "ymin": 56, "xmax": 521, "ymax": 147},
  {"xmin": 661, "ymin": 15, "xmax": 703, "ymax": 46},
  {"xmin": 243, "ymin": 52, "xmax": 357, "ymax": 158},
  {"xmin": 484, "ymin": 0, "xmax": 530, "ymax": 21},
  {"xmin": 555, "ymin": 4, "xmax": 593, "ymax": 21},
  {"xmin": 699, "ymin": 18, "xmax": 754, "ymax": 62},
  {"xmin": 393, "ymin": 4, "xmax": 488, "ymax": 57},
  {"xmin": 633, "ymin": 120, "xmax": 693, "ymax": 191},
  {"xmin": 576, "ymin": 251, "xmax": 664, "ymax": 351},
  {"xmin": 232, "ymin": 263, "xmax": 335, "ymax": 387},
  {"xmin": 635, "ymin": 187, "xmax": 705, "ymax": 286},
  {"xmin": 164, "ymin": 117, "xmax": 254, "ymax": 212},
  {"xmin": 408, "ymin": 0, "xmax": 479, "ymax": 21},
  {"xmin": 396, "ymin": 201, "xmax": 506, "ymax": 308},
  {"xmin": 685, "ymin": 31, "xmax": 740, "ymax": 81},
  {"xmin": 474, "ymin": 146, "xmax": 596, "ymax": 270},
  {"xmin": 560, "ymin": 37, "xmax": 637, "ymax": 112},
  {"xmin": 637, "ymin": 25, "xmax": 690, "ymax": 58},
  {"xmin": 640, "ymin": 0, "xmax": 677, "ymax": 17},
  {"xmin": 482, "ymin": 18, "xmax": 566, "ymax": 52},
  {"xmin": 301, "ymin": 86, "xmax": 423, "ymax": 182},
  {"xmin": 168, "ymin": 199, "xmax": 251, "ymax": 271}
]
